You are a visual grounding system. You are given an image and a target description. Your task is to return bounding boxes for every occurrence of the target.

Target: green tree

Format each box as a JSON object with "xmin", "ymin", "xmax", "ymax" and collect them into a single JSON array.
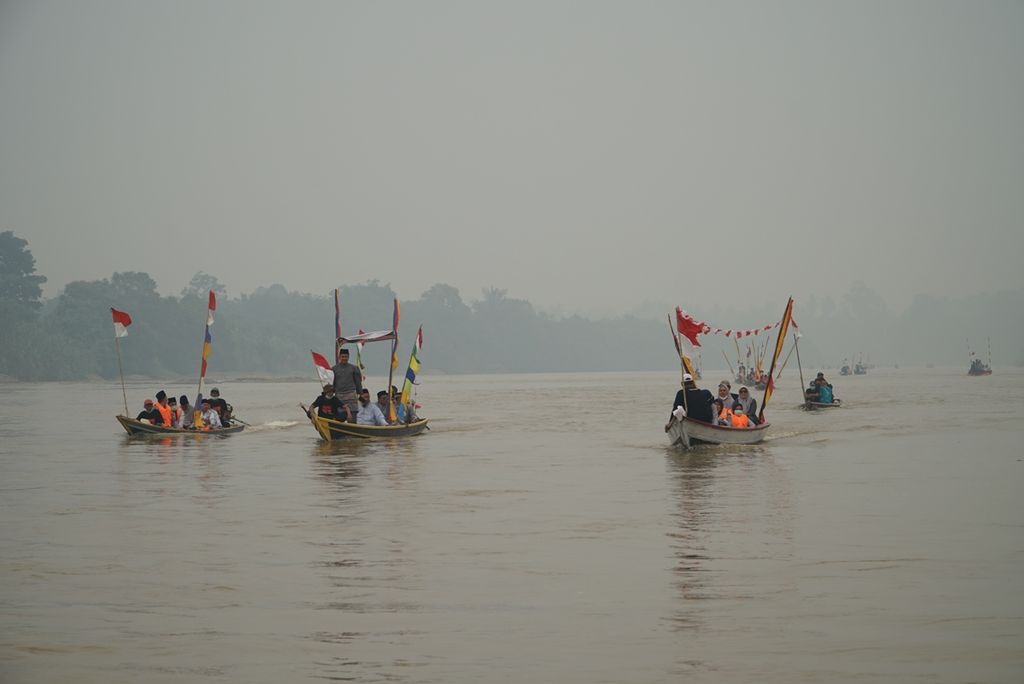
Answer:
[{"xmin": 0, "ymin": 230, "xmax": 47, "ymax": 323}]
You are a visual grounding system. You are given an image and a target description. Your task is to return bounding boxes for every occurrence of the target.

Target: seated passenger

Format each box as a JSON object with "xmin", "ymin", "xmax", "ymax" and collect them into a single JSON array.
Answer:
[
  {"xmin": 730, "ymin": 404, "xmax": 751, "ymax": 428},
  {"xmin": 817, "ymin": 379, "xmax": 834, "ymax": 404},
  {"xmin": 355, "ymin": 388, "xmax": 388, "ymax": 426},
  {"xmin": 805, "ymin": 380, "xmax": 821, "ymax": 402},
  {"xmin": 167, "ymin": 396, "xmax": 182, "ymax": 428},
  {"xmin": 396, "ymin": 398, "xmax": 417, "ymax": 424},
  {"xmin": 376, "ymin": 391, "xmax": 394, "ymax": 424},
  {"xmin": 136, "ymin": 399, "xmax": 159, "ymax": 424},
  {"xmin": 735, "ymin": 386, "xmax": 758, "ymax": 423},
  {"xmin": 716, "ymin": 381, "xmax": 738, "ymax": 411},
  {"xmin": 198, "ymin": 399, "xmax": 222, "ymax": 429},
  {"xmin": 154, "ymin": 390, "xmax": 173, "ymax": 427},
  {"xmin": 209, "ymin": 387, "xmax": 232, "ymax": 426},
  {"xmin": 308, "ymin": 385, "xmax": 350, "ymax": 422},
  {"xmin": 178, "ymin": 395, "xmax": 195, "ymax": 429}
]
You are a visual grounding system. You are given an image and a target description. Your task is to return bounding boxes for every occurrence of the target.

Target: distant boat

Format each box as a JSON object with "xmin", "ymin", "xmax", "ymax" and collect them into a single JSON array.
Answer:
[
  {"xmin": 967, "ymin": 338, "xmax": 993, "ymax": 376},
  {"xmin": 803, "ymin": 399, "xmax": 842, "ymax": 410},
  {"xmin": 968, "ymin": 359, "xmax": 992, "ymax": 376}
]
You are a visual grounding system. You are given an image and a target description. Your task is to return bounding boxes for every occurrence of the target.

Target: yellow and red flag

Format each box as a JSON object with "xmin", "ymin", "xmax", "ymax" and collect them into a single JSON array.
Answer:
[{"xmin": 759, "ymin": 297, "xmax": 794, "ymax": 421}]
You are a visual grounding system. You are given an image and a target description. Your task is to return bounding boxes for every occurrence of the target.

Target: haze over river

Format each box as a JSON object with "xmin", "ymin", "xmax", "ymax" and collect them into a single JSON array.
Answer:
[{"xmin": 2, "ymin": 368, "xmax": 1022, "ymax": 683}]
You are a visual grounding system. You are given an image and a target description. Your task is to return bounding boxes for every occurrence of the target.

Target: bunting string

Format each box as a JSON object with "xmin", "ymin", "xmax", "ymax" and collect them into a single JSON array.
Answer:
[{"xmin": 678, "ymin": 309, "xmax": 799, "ymax": 340}]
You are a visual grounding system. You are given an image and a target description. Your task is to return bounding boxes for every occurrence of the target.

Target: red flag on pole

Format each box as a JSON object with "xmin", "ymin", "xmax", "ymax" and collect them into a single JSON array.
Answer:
[{"xmin": 111, "ymin": 308, "xmax": 132, "ymax": 338}]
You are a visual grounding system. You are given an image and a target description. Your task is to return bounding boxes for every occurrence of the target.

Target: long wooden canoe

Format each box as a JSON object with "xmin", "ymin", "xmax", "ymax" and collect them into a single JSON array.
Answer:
[
  {"xmin": 666, "ymin": 416, "xmax": 769, "ymax": 449},
  {"xmin": 116, "ymin": 415, "xmax": 245, "ymax": 436},
  {"xmin": 306, "ymin": 410, "xmax": 428, "ymax": 442}
]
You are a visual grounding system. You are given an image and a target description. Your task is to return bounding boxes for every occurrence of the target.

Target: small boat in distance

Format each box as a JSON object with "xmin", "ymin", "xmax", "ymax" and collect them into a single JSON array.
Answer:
[
  {"xmin": 804, "ymin": 399, "xmax": 842, "ymax": 410},
  {"xmin": 967, "ymin": 338, "xmax": 993, "ymax": 376}
]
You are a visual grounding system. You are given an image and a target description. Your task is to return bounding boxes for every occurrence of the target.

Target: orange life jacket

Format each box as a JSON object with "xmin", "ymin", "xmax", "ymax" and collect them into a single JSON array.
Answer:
[
  {"xmin": 730, "ymin": 412, "xmax": 750, "ymax": 428},
  {"xmin": 155, "ymin": 403, "xmax": 173, "ymax": 427},
  {"xmin": 719, "ymin": 407, "xmax": 734, "ymax": 423}
]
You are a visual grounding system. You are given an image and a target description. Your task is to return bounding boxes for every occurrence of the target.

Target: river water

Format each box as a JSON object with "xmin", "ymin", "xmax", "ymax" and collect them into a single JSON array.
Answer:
[{"xmin": 1, "ymin": 368, "xmax": 1022, "ymax": 683}]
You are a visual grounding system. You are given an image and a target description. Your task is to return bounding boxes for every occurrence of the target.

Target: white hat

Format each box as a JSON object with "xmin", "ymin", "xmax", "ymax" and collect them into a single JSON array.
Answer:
[{"xmin": 682, "ymin": 373, "xmax": 693, "ymax": 382}]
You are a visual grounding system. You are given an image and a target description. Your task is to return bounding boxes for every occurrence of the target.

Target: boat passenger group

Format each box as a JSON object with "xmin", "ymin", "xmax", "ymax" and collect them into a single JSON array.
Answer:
[
  {"xmin": 668, "ymin": 374, "xmax": 761, "ymax": 429},
  {"xmin": 134, "ymin": 387, "xmax": 233, "ymax": 430},
  {"xmin": 667, "ymin": 369, "xmax": 834, "ymax": 430},
  {"xmin": 304, "ymin": 347, "xmax": 417, "ymax": 426}
]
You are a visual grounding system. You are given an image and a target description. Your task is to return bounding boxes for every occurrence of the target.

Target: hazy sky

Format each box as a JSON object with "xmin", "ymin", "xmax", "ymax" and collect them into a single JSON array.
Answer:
[{"xmin": 1, "ymin": 0, "xmax": 1022, "ymax": 316}]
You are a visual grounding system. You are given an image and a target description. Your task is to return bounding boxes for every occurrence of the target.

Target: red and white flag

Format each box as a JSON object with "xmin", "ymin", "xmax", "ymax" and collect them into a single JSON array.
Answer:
[
  {"xmin": 111, "ymin": 308, "xmax": 132, "ymax": 338},
  {"xmin": 311, "ymin": 350, "xmax": 334, "ymax": 386}
]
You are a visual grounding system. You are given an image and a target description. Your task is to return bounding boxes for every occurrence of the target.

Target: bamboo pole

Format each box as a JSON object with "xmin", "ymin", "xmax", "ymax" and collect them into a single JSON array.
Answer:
[
  {"xmin": 114, "ymin": 334, "xmax": 128, "ymax": 416},
  {"xmin": 795, "ymin": 334, "xmax": 807, "ymax": 407}
]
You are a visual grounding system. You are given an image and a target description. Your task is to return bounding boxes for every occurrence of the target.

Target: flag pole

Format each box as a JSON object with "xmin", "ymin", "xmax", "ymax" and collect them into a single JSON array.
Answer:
[
  {"xmin": 114, "ymin": 334, "xmax": 128, "ymax": 416},
  {"xmin": 774, "ymin": 334, "xmax": 798, "ymax": 380},
  {"xmin": 721, "ymin": 349, "xmax": 734, "ymax": 377},
  {"xmin": 385, "ymin": 299, "xmax": 400, "ymax": 423},
  {"xmin": 795, "ymin": 334, "xmax": 807, "ymax": 407}
]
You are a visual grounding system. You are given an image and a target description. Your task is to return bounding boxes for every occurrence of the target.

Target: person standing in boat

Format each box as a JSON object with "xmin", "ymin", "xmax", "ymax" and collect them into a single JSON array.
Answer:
[
  {"xmin": 308, "ymin": 384, "xmax": 350, "ymax": 422},
  {"xmin": 667, "ymin": 373, "xmax": 714, "ymax": 428},
  {"xmin": 332, "ymin": 348, "xmax": 362, "ymax": 422},
  {"xmin": 355, "ymin": 388, "xmax": 388, "ymax": 426},
  {"xmin": 734, "ymin": 386, "xmax": 759, "ymax": 423}
]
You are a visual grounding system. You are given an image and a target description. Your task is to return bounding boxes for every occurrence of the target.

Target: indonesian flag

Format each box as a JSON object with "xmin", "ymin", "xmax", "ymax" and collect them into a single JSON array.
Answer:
[
  {"xmin": 674, "ymin": 307, "xmax": 701, "ymax": 377},
  {"xmin": 207, "ymin": 290, "xmax": 217, "ymax": 326},
  {"xmin": 311, "ymin": 350, "xmax": 334, "ymax": 386},
  {"xmin": 675, "ymin": 307, "xmax": 704, "ymax": 352},
  {"xmin": 111, "ymin": 308, "xmax": 132, "ymax": 338}
]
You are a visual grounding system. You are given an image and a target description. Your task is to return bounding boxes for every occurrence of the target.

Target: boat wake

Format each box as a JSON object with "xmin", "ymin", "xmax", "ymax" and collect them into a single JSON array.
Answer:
[{"xmin": 245, "ymin": 420, "xmax": 300, "ymax": 432}]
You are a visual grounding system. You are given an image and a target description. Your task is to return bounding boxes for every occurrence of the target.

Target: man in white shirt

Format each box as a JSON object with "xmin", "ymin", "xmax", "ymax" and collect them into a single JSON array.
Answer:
[
  {"xmin": 355, "ymin": 388, "xmax": 388, "ymax": 426},
  {"xmin": 199, "ymin": 399, "xmax": 222, "ymax": 429}
]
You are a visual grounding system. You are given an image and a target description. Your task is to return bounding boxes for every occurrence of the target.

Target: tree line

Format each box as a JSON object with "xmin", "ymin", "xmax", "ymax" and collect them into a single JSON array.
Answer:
[{"xmin": 1, "ymin": 231, "xmax": 1021, "ymax": 381}]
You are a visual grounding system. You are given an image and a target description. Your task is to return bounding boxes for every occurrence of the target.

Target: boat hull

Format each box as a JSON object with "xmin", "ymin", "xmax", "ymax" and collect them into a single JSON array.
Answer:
[
  {"xmin": 308, "ymin": 411, "xmax": 429, "ymax": 442},
  {"xmin": 804, "ymin": 399, "xmax": 842, "ymax": 410},
  {"xmin": 667, "ymin": 417, "xmax": 769, "ymax": 449},
  {"xmin": 116, "ymin": 415, "xmax": 245, "ymax": 436}
]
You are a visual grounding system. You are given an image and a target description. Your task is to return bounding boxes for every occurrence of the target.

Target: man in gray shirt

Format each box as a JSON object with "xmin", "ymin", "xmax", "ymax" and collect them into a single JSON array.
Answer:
[{"xmin": 332, "ymin": 347, "xmax": 362, "ymax": 421}]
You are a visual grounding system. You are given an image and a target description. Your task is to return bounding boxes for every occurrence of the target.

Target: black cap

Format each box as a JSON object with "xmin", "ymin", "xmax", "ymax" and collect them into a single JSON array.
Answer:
[
  {"xmin": 168, "ymin": 397, "xmax": 177, "ymax": 405},
  {"xmin": 339, "ymin": 348, "xmax": 349, "ymax": 355},
  {"xmin": 179, "ymin": 395, "xmax": 189, "ymax": 405},
  {"xmin": 155, "ymin": 390, "xmax": 166, "ymax": 400}
]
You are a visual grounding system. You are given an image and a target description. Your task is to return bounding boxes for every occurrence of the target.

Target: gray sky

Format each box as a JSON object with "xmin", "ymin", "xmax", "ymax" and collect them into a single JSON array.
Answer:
[{"xmin": 1, "ymin": 0, "xmax": 1022, "ymax": 316}]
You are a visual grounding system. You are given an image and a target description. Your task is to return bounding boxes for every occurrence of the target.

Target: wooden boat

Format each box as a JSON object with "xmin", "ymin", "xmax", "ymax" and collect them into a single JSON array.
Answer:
[
  {"xmin": 804, "ymin": 399, "xmax": 842, "ymax": 410},
  {"xmin": 667, "ymin": 416, "xmax": 770, "ymax": 449},
  {"xmin": 307, "ymin": 410, "xmax": 428, "ymax": 442},
  {"xmin": 116, "ymin": 415, "xmax": 245, "ymax": 436}
]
